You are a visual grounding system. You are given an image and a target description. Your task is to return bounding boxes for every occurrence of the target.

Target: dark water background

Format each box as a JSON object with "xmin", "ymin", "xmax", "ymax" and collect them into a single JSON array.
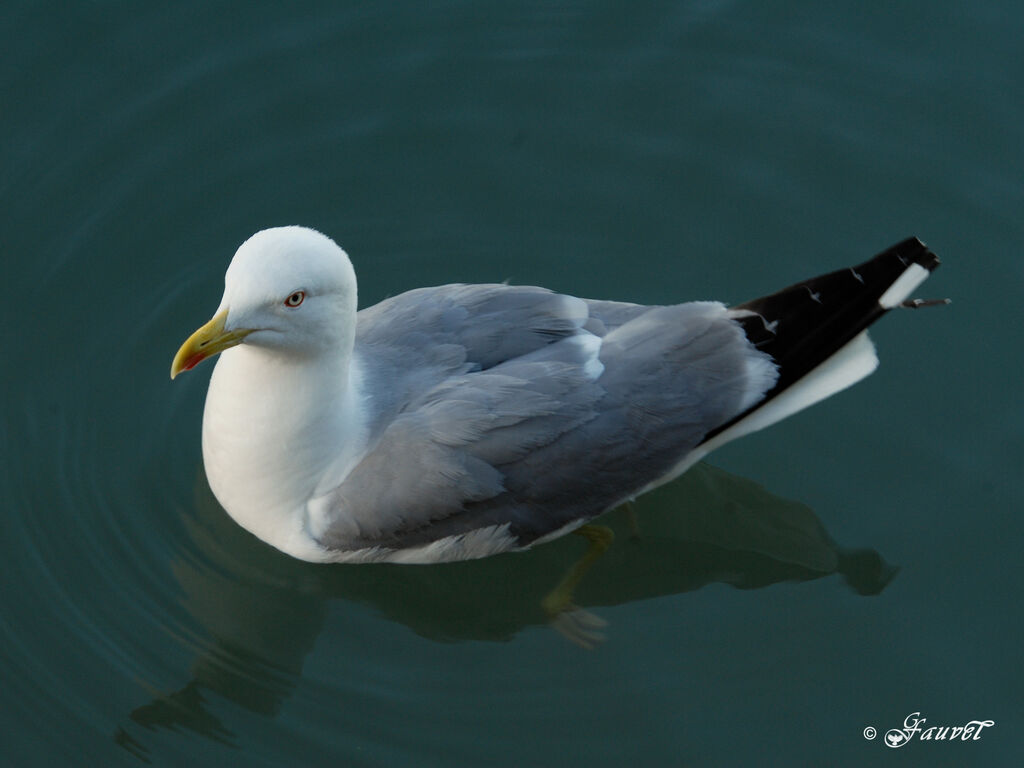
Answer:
[{"xmin": 3, "ymin": 2, "xmax": 1021, "ymax": 765}]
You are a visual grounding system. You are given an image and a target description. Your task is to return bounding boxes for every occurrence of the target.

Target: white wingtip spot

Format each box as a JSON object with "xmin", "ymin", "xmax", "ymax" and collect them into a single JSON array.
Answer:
[{"xmin": 879, "ymin": 264, "xmax": 930, "ymax": 309}]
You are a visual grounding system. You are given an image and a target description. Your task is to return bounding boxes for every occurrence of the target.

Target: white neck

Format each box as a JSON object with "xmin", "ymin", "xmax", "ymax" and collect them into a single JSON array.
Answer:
[{"xmin": 201, "ymin": 342, "xmax": 366, "ymax": 560}]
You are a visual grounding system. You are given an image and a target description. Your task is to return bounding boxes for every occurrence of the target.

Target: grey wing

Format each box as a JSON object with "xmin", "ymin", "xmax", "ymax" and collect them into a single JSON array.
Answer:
[
  {"xmin": 316, "ymin": 334, "xmax": 604, "ymax": 553},
  {"xmin": 353, "ymin": 283, "xmax": 602, "ymax": 434},
  {"xmin": 317, "ymin": 295, "xmax": 777, "ymax": 558},
  {"xmin": 356, "ymin": 283, "xmax": 600, "ymax": 367},
  {"xmin": 353, "ymin": 284, "xmax": 651, "ymax": 433},
  {"xmin": 460, "ymin": 301, "xmax": 778, "ymax": 544}
]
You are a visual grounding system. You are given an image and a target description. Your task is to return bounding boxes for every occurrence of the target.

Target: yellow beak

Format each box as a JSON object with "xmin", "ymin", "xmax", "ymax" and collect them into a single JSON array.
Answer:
[{"xmin": 170, "ymin": 309, "xmax": 253, "ymax": 379}]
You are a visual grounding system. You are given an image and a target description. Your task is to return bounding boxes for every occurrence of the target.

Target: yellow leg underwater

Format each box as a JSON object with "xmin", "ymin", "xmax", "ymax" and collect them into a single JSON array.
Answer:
[{"xmin": 542, "ymin": 524, "xmax": 614, "ymax": 648}]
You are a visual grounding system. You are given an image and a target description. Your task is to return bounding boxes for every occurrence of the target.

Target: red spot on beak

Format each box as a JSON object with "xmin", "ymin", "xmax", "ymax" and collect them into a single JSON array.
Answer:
[{"xmin": 182, "ymin": 353, "xmax": 206, "ymax": 371}]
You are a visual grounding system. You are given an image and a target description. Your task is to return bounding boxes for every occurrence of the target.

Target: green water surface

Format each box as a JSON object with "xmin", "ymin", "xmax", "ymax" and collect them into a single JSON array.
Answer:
[{"xmin": 2, "ymin": 2, "xmax": 1021, "ymax": 765}]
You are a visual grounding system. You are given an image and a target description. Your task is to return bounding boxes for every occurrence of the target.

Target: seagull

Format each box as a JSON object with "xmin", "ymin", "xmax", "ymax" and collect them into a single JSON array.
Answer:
[{"xmin": 171, "ymin": 227, "xmax": 940, "ymax": 565}]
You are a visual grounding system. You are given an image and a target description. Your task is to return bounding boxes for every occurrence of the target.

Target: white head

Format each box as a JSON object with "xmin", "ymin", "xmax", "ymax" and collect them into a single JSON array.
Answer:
[{"xmin": 171, "ymin": 226, "xmax": 358, "ymax": 377}]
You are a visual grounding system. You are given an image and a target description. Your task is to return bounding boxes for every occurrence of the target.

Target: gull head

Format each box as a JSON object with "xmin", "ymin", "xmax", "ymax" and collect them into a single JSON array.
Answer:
[{"xmin": 171, "ymin": 226, "xmax": 357, "ymax": 378}]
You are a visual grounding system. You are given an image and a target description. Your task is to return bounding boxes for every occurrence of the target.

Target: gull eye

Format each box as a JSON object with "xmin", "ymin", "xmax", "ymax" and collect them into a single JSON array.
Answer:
[{"xmin": 284, "ymin": 291, "xmax": 305, "ymax": 308}]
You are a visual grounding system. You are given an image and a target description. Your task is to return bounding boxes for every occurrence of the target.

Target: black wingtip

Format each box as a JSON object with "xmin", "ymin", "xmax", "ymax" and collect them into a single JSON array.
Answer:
[
  {"xmin": 700, "ymin": 237, "xmax": 942, "ymax": 444},
  {"xmin": 733, "ymin": 237, "xmax": 941, "ymax": 329},
  {"xmin": 883, "ymin": 236, "xmax": 940, "ymax": 273}
]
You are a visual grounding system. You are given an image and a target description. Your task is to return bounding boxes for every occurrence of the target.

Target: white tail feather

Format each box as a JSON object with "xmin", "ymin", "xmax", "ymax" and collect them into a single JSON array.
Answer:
[
  {"xmin": 702, "ymin": 330, "xmax": 879, "ymax": 451},
  {"xmin": 635, "ymin": 330, "xmax": 879, "ymax": 496}
]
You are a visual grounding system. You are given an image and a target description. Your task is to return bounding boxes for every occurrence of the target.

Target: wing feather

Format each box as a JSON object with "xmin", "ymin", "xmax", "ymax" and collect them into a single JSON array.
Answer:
[{"xmin": 313, "ymin": 287, "xmax": 776, "ymax": 554}]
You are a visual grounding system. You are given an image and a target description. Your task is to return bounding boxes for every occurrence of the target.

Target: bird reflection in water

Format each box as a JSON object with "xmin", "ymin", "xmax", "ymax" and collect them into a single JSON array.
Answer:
[{"xmin": 116, "ymin": 462, "xmax": 895, "ymax": 758}]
